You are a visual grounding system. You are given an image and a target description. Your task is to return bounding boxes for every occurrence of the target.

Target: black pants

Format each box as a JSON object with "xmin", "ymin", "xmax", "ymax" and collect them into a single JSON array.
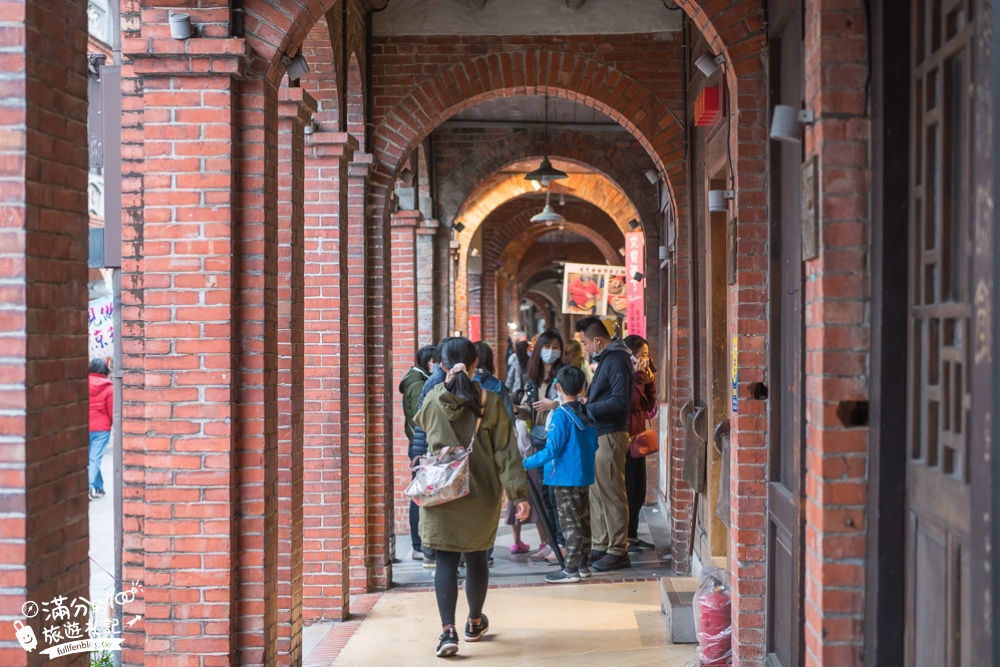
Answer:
[
  {"xmin": 409, "ymin": 472, "xmax": 421, "ymax": 550},
  {"xmin": 434, "ymin": 549, "xmax": 489, "ymax": 627},
  {"xmin": 625, "ymin": 452, "xmax": 647, "ymax": 539}
]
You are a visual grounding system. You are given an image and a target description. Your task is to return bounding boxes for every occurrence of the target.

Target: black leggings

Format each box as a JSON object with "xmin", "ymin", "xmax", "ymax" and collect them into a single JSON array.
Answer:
[
  {"xmin": 625, "ymin": 452, "xmax": 647, "ymax": 539},
  {"xmin": 434, "ymin": 549, "xmax": 489, "ymax": 627}
]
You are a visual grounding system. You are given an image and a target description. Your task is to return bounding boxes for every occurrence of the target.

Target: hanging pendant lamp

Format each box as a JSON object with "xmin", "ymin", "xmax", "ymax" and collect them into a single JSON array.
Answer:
[
  {"xmin": 525, "ymin": 94, "xmax": 567, "ymax": 184},
  {"xmin": 530, "ymin": 189, "xmax": 566, "ymax": 224}
]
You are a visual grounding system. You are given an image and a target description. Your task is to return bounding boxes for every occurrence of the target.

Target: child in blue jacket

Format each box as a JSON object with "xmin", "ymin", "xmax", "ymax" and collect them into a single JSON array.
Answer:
[{"xmin": 523, "ymin": 365, "xmax": 599, "ymax": 583}]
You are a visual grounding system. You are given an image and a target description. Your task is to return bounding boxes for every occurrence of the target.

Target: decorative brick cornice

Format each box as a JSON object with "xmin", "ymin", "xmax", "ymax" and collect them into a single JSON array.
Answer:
[
  {"xmin": 390, "ymin": 210, "xmax": 422, "ymax": 228},
  {"xmin": 307, "ymin": 132, "xmax": 358, "ymax": 160},
  {"xmin": 278, "ymin": 88, "xmax": 318, "ymax": 124}
]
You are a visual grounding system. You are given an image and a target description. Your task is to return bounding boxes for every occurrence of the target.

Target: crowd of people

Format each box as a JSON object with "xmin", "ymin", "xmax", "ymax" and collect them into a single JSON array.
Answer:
[{"xmin": 398, "ymin": 318, "xmax": 658, "ymax": 658}]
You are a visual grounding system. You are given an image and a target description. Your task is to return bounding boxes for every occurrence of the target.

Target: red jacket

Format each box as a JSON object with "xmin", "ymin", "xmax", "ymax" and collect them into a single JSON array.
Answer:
[
  {"xmin": 628, "ymin": 367, "xmax": 657, "ymax": 436},
  {"xmin": 89, "ymin": 373, "xmax": 113, "ymax": 432}
]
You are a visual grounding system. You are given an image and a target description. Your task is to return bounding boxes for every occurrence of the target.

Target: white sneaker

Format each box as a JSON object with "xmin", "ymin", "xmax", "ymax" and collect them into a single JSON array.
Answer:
[
  {"xmin": 530, "ymin": 544, "xmax": 553, "ymax": 561},
  {"xmin": 411, "ymin": 549, "xmax": 424, "ymax": 561}
]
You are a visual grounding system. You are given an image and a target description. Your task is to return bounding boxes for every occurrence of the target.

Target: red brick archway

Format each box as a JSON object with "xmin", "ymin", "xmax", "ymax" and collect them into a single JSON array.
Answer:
[
  {"xmin": 477, "ymin": 199, "xmax": 622, "ymax": 369},
  {"xmin": 436, "ymin": 129, "xmax": 659, "ymax": 229},
  {"xmin": 369, "ymin": 51, "xmax": 686, "ymax": 213}
]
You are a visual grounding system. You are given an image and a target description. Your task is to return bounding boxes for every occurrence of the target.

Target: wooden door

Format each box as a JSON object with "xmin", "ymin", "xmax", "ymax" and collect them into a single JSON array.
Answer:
[
  {"xmin": 905, "ymin": 1, "xmax": 977, "ymax": 665},
  {"xmin": 766, "ymin": 1, "xmax": 805, "ymax": 665}
]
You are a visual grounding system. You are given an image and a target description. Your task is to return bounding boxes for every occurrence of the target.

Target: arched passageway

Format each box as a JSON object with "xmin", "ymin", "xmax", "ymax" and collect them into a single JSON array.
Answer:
[{"xmin": 2, "ymin": 0, "xmax": 997, "ymax": 666}]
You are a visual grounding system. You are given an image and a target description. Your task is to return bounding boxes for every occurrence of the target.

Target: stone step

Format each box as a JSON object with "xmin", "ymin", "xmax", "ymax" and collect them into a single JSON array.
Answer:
[{"xmin": 660, "ymin": 576, "xmax": 698, "ymax": 644}]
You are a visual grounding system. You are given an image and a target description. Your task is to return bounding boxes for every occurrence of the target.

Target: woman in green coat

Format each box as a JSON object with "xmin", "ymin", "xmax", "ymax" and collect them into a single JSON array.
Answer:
[{"xmin": 414, "ymin": 337, "xmax": 531, "ymax": 658}]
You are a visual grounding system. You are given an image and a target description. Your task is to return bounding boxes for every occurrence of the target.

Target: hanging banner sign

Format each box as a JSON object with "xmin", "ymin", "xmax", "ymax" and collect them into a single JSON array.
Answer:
[
  {"xmin": 731, "ymin": 335, "xmax": 739, "ymax": 413},
  {"xmin": 89, "ymin": 296, "xmax": 114, "ymax": 361},
  {"xmin": 561, "ymin": 262, "xmax": 624, "ymax": 317},
  {"xmin": 624, "ymin": 231, "xmax": 646, "ymax": 338}
]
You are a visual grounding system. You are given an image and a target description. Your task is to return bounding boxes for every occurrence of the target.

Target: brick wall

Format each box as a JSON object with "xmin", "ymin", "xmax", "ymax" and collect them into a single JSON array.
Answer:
[
  {"xmin": 0, "ymin": 0, "xmax": 90, "ymax": 664},
  {"xmin": 801, "ymin": 3, "xmax": 871, "ymax": 665}
]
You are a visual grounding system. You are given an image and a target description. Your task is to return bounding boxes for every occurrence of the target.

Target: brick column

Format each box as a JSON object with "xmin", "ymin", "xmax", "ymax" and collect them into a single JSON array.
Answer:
[
  {"xmin": 802, "ymin": 3, "xmax": 871, "ymax": 665},
  {"xmin": 303, "ymin": 130, "xmax": 357, "ymax": 621},
  {"xmin": 348, "ymin": 155, "xmax": 370, "ymax": 592},
  {"xmin": 415, "ymin": 218, "xmax": 439, "ymax": 347},
  {"xmin": 277, "ymin": 87, "xmax": 315, "ymax": 665},
  {"xmin": 0, "ymin": 0, "xmax": 89, "ymax": 664},
  {"xmin": 234, "ymin": 75, "xmax": 281, "ymax": 667},
  {"xmin": 121, "ymin": 30, "xmax": 251, "ymax": 665},
  {"xmin": 390, "ymin": 211, "xmax": 421, "ymax": 534}
]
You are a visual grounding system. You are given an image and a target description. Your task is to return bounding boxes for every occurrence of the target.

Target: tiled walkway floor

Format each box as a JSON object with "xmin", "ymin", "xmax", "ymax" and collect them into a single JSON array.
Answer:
[
  {"xmin": 392, "ymin": 506, "xmax": 673, "ymax": 588},
  {"xmin": 303, "ymin": 506, "xmax": 697, "ymax": 665},
  {"xmin": 331, "ymin": 581, "xmax": 697, "ymax": 666}
]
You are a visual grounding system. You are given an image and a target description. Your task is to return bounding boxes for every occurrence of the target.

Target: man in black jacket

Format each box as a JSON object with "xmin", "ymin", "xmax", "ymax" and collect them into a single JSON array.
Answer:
[{"xmin": 575, "ymin": 316, "xmax": 634, "ymax": 571}]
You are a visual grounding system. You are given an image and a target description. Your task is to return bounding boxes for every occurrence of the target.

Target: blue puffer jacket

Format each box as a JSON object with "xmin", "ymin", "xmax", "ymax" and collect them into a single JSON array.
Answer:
[
  {"xmin": 523, "ymin": 402, "xmax": 598, "ymax": 487},
  {"xmin": 408, "ymin": 365, "xmax": 446, "ymax": 460}
]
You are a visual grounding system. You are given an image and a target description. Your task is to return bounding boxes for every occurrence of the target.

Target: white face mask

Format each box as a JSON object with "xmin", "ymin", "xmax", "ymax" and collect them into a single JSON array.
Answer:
[{"xmin": 540, "ymin": 349, "xmax": 562, "ymax": 365}]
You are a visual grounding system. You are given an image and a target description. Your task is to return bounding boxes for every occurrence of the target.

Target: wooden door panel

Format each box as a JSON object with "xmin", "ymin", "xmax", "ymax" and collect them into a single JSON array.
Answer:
[
  {"xmin": 909, "ymin": 517, "xmax": 947, "ymax": 667},
  {"xmin": 905, "ymin": 1, "xmax": 975, "ymax": 666},
  {"xmin": 766, "ymin": 1, "xmax": 804, "ymax": 665}
]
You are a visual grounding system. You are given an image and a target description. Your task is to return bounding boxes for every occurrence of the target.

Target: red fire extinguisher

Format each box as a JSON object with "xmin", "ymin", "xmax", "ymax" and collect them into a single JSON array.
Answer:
[{"xmin": 697, "ymin": 581, "xmax": 732, "ymax": 666}]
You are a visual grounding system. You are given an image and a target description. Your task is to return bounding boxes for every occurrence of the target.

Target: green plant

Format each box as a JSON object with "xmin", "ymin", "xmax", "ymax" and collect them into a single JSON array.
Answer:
[{"xmin": 90, "ymin": 651, "xmax": 114, "ymax": 667}]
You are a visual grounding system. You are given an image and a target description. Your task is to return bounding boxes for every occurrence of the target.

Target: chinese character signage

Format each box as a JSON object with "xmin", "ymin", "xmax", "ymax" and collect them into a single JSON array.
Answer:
[
  {"xmin": 624, "ymin": 232, "xmax": 646, "ymax": 338},
  {"xmin": 561, "ymin": 263, "xmax": 625, "ymax": 317},
  {"xmin": 89, "ymin": 296, "xmax": 113, "ymax": 361}
]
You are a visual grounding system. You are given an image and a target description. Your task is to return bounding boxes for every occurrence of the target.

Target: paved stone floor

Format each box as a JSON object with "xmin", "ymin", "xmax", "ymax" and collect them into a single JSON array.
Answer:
[
  {"xmin": 303, "ymin": 506, "xmax": 697, "ymax": 665},
  {"xmin": 327, "ymin": 581, "xmax": 696, "ymax": 666},
  {"xmin": 89, "ymin": 443, "xmax": 116, "ymax": 606},
  {"xmin": 392, "ymin": 505, "xmax": 673, "ymax": 588}
]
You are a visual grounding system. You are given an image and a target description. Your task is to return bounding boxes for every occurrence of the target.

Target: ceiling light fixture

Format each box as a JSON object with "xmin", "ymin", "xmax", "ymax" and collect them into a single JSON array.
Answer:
[
  {"xmin": 525, "ymin": 94, "xmax": 568, "ymax": 185},
  {"xmin": 530, "ymin": 189, "xmax": 566, "ymax": 225}
]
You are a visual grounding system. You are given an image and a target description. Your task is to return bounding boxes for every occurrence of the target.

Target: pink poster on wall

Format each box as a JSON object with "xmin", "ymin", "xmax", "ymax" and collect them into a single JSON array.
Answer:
[{"xmin": 625, "ymin": 231, "xmax": 645, "ymax": 338}]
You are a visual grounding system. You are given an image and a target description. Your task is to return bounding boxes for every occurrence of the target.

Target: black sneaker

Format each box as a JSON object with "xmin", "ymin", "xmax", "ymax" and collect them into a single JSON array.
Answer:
[
  {"xmin": 627, "ymin": 543, "xmax": 643, "ymax": 555},
  {"xmin": 436, "ymin": 627, "xmax": 459, "ymax": 657},
  {"xmin": 487, "ymin": 557, "xmax": 495, "ymax": 568},
  {"xmin": 545, "ymin": 569, "xmax": 581, "ymax": 584},
  {"xmin": 592, "ymin": 552, "xmax": 631, "ymax": 572},
  {"xmin": 578, "ymin": 566, "xmax": 593, "ymax": 579},
  {"xmin": 634, "ymin": 538, "xmax": 655, "ymax": 550},
  {"xmin": 464, "ymin": 614, "xmax": 489, "ymax": 642},
  {"xmin": 588, "ymin": 549, "xmax": 606, "ymax": 565},
  {"xmin": 422, "ymin": 547, "xmax": 437, "ymax": 569}
]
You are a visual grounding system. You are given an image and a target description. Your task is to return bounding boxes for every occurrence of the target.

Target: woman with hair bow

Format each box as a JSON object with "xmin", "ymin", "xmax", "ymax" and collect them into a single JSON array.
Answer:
[{"xmin": 414, "ymin": 337, "xmax": 531, "ymax": 658}]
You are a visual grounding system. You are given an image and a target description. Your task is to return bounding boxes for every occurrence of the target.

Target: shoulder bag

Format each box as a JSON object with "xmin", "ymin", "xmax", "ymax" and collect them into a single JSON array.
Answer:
[{"xmin": 405, "ymin": 390, "xmax": 485, "ymax": 507}]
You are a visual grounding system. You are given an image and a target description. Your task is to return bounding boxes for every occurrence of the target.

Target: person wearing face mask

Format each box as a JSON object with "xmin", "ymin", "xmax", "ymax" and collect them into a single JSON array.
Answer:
[
  {"xmin": 414, "ymin": 337, "xmax": 531, "ymax": 658},
  {"xmin": 399, "ymin": 344, "xmax": 439, "ymax": 560},
  {"xmin": 516, "ymin": 329, "xmax": 566, "ymax": 563},
  {"xmin": 574, "ymin": 316, "xmax": 634, "ymax": 571}
]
